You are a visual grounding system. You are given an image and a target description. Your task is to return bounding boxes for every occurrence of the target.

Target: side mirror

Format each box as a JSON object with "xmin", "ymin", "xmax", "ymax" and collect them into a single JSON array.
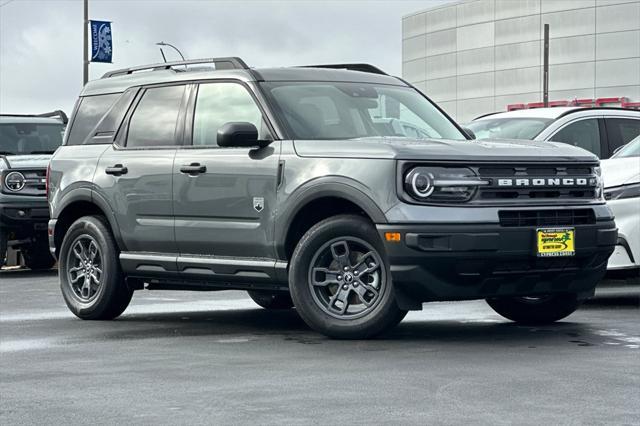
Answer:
[
  {"xmin": 461, "ymin": 127, "xmax": 476, "ymax": 140},
  {"xmin": 217, "ymin": 122, "xmax": 269, "ymax": 148}
]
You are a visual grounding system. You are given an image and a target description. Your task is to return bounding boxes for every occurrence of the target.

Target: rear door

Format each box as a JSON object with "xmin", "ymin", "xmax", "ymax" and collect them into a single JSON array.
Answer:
[
  {"xmin": 173, "ymin": 81, "xmax": 279, "ymax": 263},
  {"xmin": 94, "ymin": 84, "xmax": 188, "ymax": 254}
]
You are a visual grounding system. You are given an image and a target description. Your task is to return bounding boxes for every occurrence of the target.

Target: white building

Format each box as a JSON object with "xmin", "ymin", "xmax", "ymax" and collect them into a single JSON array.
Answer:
[{"xmin": 402, "ymin": 0, "xmax": 640, "ymax": 122}]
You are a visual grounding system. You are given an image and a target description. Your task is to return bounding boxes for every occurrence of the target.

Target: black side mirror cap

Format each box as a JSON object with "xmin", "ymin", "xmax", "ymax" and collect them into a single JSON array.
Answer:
[
  {"xmin": 461, "ymin": 127, "xmax": 476, "ymax": 140},
  {"xmin": 217, "ymin": 122, "xmax": 270, "ymax": 148}
]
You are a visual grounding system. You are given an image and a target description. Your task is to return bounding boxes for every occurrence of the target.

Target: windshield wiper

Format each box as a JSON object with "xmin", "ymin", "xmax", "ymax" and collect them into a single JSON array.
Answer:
[
  {"xmin": 28, "ymin": 150, "xmax": 55, "ymax": 154},
  {"xmin": 0, "ymin": 151, "xmax": 16, "ymax": 155}
]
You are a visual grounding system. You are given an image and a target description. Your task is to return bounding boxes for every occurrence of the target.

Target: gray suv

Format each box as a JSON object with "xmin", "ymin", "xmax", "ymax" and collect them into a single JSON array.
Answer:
[
  {"xmin": 1, "ymin": 111, "xmax": 67, "ymax": 269},
  {"xmin": 48, "ymin": 58, "xmax": 617, "ymax": 339}
]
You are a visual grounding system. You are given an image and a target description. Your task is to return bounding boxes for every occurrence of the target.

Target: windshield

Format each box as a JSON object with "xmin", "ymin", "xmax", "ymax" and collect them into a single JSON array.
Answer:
[
  {"xmin": 467, "ymin": 117, "xmax": 552, "ymax": 140},
  {"xmin": 261, "ymin": 82, "xmax": 466, "ymax": 141},
  {"xmin": 0, "ymin": 123, "xmax": 64, "ymax": 155},
  {"xmin": 612, "ymin": 135, "xmax": 640, "ymax": 158}
]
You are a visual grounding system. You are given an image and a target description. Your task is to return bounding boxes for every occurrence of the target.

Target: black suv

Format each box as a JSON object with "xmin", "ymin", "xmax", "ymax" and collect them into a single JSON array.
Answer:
[{"xmin": 48, "ymin": 58, "xmax": 616, "ymax": 338}]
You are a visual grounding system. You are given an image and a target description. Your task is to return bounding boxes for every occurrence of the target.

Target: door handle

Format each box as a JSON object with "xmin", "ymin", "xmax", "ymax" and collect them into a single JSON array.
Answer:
[
  {"xmin": 105, "ymin": 164, "xmax": 128, "ymax": 176},
  {"xmin": 180, "ymin": 163, "xmax": 207, "ymax": 174}
]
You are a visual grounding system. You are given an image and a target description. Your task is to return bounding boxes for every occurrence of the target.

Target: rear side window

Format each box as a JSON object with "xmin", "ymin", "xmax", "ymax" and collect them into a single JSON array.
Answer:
[
  {"xmin": 605, "ymin": 118, "xmax": 640, "ymax": 154},
  {"xmin": 550, "ymin": 119, "xmax": 602, "ymax": 157},
  {"xmin": 126, "ymin": 85, "xmax": 185, "ymax": 148},
  {"xmin": 66, "ymin": 94, "xmax": 119, "ymax": 145}
]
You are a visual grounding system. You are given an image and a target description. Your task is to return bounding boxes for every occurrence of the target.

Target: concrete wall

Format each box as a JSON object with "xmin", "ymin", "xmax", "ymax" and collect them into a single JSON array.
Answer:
[{"xmin": 402, "ymin": 0, "xmax": 640, "ymax": 122}]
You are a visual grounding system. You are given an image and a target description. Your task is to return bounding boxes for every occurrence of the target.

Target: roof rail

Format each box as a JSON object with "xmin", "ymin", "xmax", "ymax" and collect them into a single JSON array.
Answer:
[
  {"xmin": 301, "ymin": 63, "xmax": 388, "ymax": 76},
  {"xmin": 101, "ymin": 57, "xmax": 249, "ymax": 79},
  {"xmin": 1, "ymin": 110, "xmax": 68, "ymax": 125}
]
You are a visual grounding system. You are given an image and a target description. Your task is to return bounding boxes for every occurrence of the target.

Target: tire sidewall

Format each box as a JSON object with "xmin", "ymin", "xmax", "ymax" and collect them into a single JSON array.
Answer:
[
  {"xmin": 59, "ymin": 216, "xmax": 121, "ymax": 318},
  {"xmin": 290, "ymin": 215, "xmax": 399, "ymax": 338}
]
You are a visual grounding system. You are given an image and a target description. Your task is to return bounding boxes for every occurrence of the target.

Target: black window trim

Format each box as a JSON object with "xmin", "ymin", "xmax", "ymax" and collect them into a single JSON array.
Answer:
[
  {"xmin": 113, "ymin": 82, "xmax": 190, "ymax": 151},
  {"xmin": 181, "ymin": 78, "xmax": 279, "ymax": 150}
]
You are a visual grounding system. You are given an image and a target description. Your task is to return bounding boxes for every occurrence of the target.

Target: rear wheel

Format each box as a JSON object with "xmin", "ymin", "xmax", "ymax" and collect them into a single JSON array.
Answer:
[
  {"xmin": 247, "ymin": 290, "xmax": 294, "ymax": 310},
  {"xmin": 486, "ymin": 293, "xmax": 582, "ymax": 325},
  {"xmin": 289, "ymin": 215, "xmax": 407, "ymax": 339},
  {"xmin": 23, "ymin": 238, "xmax": 56, "ymax": 270},
  {"xmin": 59, "ymin": 216, "xmax": 132, "ymax": 320}
]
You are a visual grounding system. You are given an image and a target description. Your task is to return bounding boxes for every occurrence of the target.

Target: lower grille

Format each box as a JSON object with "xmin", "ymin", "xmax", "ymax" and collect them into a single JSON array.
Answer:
[{"xmin": 498, "ymin": 209, "xmax": 596, "ymax": 227}]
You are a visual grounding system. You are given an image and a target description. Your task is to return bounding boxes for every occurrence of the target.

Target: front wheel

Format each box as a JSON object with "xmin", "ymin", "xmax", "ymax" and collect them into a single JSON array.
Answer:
[
  {"xmin": 486, "ymin": 293, "xmax": 582, "ymax": 325},
  {"xmin": 59, "ymin": 215, "xmax": 132, "ymax": 320},
  {"xmin": 289, "ymin": 215, "xmax": 407, "ymax": 339}
]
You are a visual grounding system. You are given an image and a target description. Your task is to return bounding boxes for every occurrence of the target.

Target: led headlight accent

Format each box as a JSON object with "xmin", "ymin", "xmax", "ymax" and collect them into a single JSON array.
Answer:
[
  {"xmin": 404, "ymin": 167, "xmax": 489, "ymax": 202},
  {"xmin": 4, "ymin": 171, "xmax": 26, "ymax": 192}
]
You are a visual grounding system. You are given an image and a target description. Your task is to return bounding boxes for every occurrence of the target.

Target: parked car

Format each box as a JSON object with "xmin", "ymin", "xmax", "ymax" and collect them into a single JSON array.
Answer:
[
  {"xmin": 467, "ymin": 107, "xmax": 640, "ymax": 159},
  {"xmin": 601, "ymin": 136, "xmax": 640, "ymax": 274},
  {"xmin": 48, "ymin": 58, "xmax": 616, "ymax": 339},
  {"xmin": 1, "ymin": 111, "xmax": 67, "ymax": 269}
]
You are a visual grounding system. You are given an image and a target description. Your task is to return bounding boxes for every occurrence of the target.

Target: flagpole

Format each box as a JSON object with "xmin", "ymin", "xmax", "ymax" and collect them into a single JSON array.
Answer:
[{"xmin": 83, "ymin": 0, "xmax": 89, "ymax": 85}]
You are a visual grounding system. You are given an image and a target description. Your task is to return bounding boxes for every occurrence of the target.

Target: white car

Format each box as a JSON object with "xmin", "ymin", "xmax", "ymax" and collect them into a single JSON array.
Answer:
[
  {"xmin": 601, "ymin": 136, "xmax": 640, "ymax": 274},
  {"xmin": 468, "ymin": 107, "xmax": 640, "ymax": 159}
]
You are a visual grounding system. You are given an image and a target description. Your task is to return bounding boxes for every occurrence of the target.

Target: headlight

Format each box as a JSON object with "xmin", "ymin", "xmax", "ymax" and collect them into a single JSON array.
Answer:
[
  {"xmin": 404, "ymin": 166, "xmax": 489, "ymax": 203},
  {"xmin": 4, "ymin": 171, "xmax": 26, "ymax": 192},
  {"xmin": 604, "ymin": 182, "xmax": 640, "ymax": 200}
]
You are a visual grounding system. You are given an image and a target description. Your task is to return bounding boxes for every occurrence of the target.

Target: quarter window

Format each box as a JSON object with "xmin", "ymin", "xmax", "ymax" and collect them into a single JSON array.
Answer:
[
  {"xmin": 126, "ymin": 85, "xmax": 185, "ymax": 148},
  {"xmin": 192, "ymin": 83, "xmax": 265, "ymax": 146},
  {"xmin": 550, "ymin": 119, "xmax": 601, "ymax": 157},
  {"xmin": 66, "ymin": 93, "xmax": 119, "ymax": 145}
]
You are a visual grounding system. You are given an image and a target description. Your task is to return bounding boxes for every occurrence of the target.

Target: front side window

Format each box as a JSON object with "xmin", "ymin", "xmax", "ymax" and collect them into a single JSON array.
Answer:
[
  {"xmin": 261, "ymin": 81, "xmax": 465, "ymax": 141},
  {"xmin": 126, "ymin": 85, "xmax": 185, "ymax": 148},
  {"xmin": 0, "ymin": 123, "xmax": 64, "ymax": 155},
  {"xmin": 550, "ymin": 119, "xmax": 601, "ymax": 157},
  {"xmin": 66, "ymin": 93, "xmax": 119, "ymax": 145},
  {"xmin": 466, "ymin": 118, "xmax": 552, "ymax": 140},
  {"xmin": 192, "ymin": 83, "xmax": 265, "ymax": 146}
]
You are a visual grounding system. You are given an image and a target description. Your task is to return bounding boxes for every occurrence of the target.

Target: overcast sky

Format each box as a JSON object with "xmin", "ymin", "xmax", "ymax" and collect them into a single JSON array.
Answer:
[{"xmin": 0, "ymin": 0, "xmax": 450, "ymax": 115}]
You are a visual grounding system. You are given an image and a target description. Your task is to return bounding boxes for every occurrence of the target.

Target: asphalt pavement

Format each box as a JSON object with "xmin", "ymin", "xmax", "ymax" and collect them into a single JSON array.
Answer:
[{"xmin": 1, "ymin": 268, "xmax": 639, "ymax": 425}]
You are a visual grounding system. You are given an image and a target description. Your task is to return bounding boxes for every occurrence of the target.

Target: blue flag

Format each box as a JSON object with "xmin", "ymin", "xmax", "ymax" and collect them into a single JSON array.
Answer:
[{"xmin": 90, "ymin": 20, "xmax": 112, "ymax": 63}]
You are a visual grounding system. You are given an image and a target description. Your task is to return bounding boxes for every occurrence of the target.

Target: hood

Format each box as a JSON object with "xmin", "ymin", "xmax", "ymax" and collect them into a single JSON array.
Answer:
[
  {"xmin": 1, "ymin": 154, "xmax": 52, "ymax": 170},
  {"xmin": 293, "ymin": 137, "xmax": 598, "ymax": 163},
  {"xmin": 600, "ymin": 157, "xmax": 640, "ymax": 188}
]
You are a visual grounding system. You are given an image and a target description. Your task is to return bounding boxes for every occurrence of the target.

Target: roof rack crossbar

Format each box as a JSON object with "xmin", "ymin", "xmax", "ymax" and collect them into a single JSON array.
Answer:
[
  {"xmin": 300, "ymin": 63, "xmax": 388, "ymax": 75},
  {"xmin": 101, "ymin": 57, "xmax": 249, "ymax": 79}
]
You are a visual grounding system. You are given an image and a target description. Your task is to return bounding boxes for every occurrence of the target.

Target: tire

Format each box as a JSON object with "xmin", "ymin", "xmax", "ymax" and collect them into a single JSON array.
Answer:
[
  {"xmin": 59, "ymin": 215, "xmax": 133, "ymax": 320},
  {"xmin": 23, "ymin": 239, "xmax": 56, "ymax": 270},
  {"xmin": 486, "ymin": 293, "xmax": 582, "ymax": 325},
  {"xmin": 289, "ymin": 214, "xmax": 407, "ymax": 339},
  {"xmin": 247, "ymin": 290, "xmax": 294, "ymax": 310}
]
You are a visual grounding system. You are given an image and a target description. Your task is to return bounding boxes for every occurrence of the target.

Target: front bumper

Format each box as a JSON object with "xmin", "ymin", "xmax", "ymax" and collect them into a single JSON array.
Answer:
[
  {"xmin": 606, "ymin": 196, "xmax": 640, "ymax": 271},
  {"xmin": 377, "ymin": 220, "xmax": 617, "ymax": 303},
  {"xmin": 0, "ymin": 200, "xmax": 50, "ymax": 230}
]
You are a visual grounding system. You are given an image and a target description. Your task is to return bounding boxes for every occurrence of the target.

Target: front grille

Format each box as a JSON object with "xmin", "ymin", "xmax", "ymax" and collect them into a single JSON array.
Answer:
[
  {"xmin": 498, "ymin": 209, "xmax": 596, "ymax": 227},
  {"xmin": 477, "ymin": 164, "xmax": 598, "ymax": 202}
]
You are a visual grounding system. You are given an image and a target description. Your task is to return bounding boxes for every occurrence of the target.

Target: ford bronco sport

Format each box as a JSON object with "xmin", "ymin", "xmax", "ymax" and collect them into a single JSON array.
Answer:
[
  {"xmin": 48, "ymin": 58, "xmax": 617, "ymax": 339},
  {"xmin": 1, "ymin": 111, "xmax": 67, "ymax": 269}
]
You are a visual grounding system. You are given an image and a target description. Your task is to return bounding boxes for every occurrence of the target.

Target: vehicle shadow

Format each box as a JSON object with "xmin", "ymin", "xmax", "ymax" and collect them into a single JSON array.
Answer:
[
  {"xmin": 0, "ymin": 267, "xmax": 58, "ymax": 278},
  {"xmin": 94, "ymin": 306, "xmax": 628, "ymax": 348}
]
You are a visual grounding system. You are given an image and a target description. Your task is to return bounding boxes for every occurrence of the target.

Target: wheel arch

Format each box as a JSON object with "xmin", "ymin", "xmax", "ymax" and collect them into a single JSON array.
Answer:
[
  {"xmin": 53, "ymin": 191, "xmax": 124, "ymax": 257},
  {"xmin": 276, "ymin": 180, "xmax": 387, "ymax": 261}
]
